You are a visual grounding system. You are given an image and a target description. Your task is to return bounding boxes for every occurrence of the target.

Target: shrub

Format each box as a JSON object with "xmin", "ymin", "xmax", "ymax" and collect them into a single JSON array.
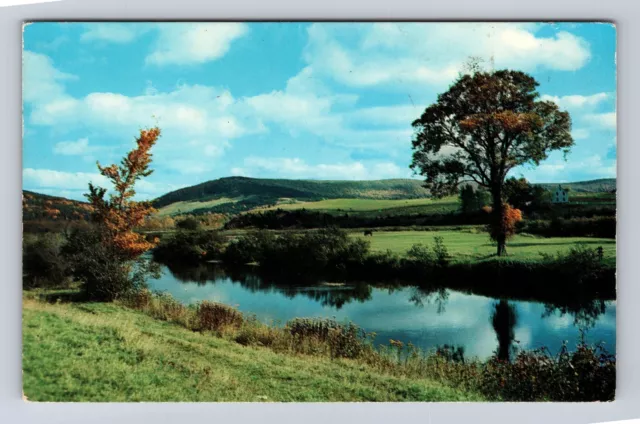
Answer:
[
  {"xmin": 153, "ymin": 229, "xmax": 226, "ymax": 263},
  {"xmin": 222, "ymin": 230, "xmax": 276, "ymax": 265},
  {"xmin": 435, "ymin": 344, "xmax": 466, "ymax": 363},
  {"xmin": 223, "ymin": 227, "xmax": 370, "ymax": 274},
  {"xmin": 518, "ymin": 216, "xmax": 615, "ymax": 238},
  {"xmin": 540, "ymin": 244, "xmax": 608, "ymax": 284},
  {"xmin": 22, "ymin": 233, "xmax": 69, "ymax": 289},
  {"xmin": 176, "ymin": 217, "xmax": 201, "ymax": 231},
  {"xmin": 287, "ymin": 317, "xmax": 371, "ymax": 359},
  {"xmin": 63, "ymin": 229, "xmax": 159, "ymax": 301},
  {"xmin": 433, "ymin": 236, "xmax": 450, "ymax": 267},
  {"xmin": 196, "ymin": 301, "xmax": 243, "ymax": 332},
  {"xmin": 404, "ymin": 237, "xmax": 449, "ymax": 270},
  {"xmin": 406, "ymin": 243, "xmax": 434, "ymax": 264},
  {"xmin": 480, "ymin": 340, "xmax": 615, "ymax": 401}
]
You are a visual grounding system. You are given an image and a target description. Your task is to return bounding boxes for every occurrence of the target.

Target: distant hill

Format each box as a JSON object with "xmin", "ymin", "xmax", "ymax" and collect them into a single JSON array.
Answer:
[
  {"xmin": 153, "ymin": 176, "xmax": 616, "ymax": 216},
  {"xmin": 152, "ymin": 177, "xmax": 431, "ymax": 215},
  {"xmin": 22, "ymin": 190, "xmax": 94, "ymax": 232},
  {"xmin": 536, "ymin": 178, "xmax": 616, "ymax": 193}
]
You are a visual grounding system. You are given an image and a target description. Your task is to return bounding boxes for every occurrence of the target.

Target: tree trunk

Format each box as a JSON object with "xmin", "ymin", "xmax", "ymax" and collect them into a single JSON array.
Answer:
[{"xmin": 492, "ymin": 187, "xmax": 507, "ymax": 256}]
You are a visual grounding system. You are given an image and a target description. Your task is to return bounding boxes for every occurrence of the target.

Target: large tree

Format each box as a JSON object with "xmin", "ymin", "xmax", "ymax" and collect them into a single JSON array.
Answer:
[{"xmin": 410, "ymin": 70, "xmax": 573, "ymax": 255}]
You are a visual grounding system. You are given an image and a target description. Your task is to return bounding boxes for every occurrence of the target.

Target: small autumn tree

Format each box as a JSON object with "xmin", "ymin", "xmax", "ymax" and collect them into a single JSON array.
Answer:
[
  {"xmin": 411, "ymin": 68, "xmax": 573, "ymax": 255},
  {"xmin": 488, "ymin": 203, "xmax": 522, "ymax": 247},
  {"xmin": 65, "ymin": 127, "xmax": 161, "ymax": 301}
]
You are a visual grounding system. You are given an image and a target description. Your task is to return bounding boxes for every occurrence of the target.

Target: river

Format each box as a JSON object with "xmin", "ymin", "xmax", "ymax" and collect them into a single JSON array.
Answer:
[{"xmin": 148, "ymin": 262, "xmax": 616, "ymax": 361}]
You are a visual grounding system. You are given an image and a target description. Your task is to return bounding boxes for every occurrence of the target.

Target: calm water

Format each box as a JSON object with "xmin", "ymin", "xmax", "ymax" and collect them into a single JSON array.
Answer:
[{"xmin": 148, "ymin": 263, "xmax": 616, "ymax": 360}]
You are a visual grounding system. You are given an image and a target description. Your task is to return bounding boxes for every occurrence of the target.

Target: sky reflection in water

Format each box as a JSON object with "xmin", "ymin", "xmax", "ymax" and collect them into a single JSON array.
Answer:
[{"xmin": 149, "ymin": 263, "xmax": 616, "ymax": 360}]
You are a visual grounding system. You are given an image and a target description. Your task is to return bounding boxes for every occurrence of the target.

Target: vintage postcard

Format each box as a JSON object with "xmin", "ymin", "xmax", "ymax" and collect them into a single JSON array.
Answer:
[{"xmin": 22, "ymin": 22, "xmax": 616, "ymax": 402}]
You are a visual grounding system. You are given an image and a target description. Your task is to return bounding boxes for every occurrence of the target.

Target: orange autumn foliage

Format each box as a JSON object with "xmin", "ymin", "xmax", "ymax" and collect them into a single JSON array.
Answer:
[
  {"xmin": 86, "ymin": 127, "xmax": 161, "ymax": 259},
  {"xmin": 489, "ymin": 203, "xmax": 523, "ymax": 243}
]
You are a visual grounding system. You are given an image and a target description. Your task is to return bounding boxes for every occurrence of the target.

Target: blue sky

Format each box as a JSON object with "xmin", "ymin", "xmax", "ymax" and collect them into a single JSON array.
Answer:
[{"xmin": 22, "ymin": 22, "xmax": 617, "ymax": 200}]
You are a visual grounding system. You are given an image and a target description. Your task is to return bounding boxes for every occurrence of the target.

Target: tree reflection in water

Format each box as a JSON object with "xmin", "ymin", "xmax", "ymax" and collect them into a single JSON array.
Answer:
[
  {"xmin": 408, "ymin": 286, "xmax": 449, "ymax": 314},
  {"xmin": 542, "ymin": 298, "xmax": 607, "ymax": 331},
  {"xmin": 161, "ymin": 261, "xmax": 373, "ymax": 309},
  {"xmin": 492, "ymin": 300, "xmax": 518, "ymax": 361}
]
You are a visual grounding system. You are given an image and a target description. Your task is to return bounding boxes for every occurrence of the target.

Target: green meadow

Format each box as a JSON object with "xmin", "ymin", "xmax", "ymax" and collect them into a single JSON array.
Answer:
[
  {"xmin": 255, "ymin": 196, "xmax": 459, "ymax": 216},
  {"xmin": 351, "ymin": 230, "xmax": 616, "ymax": 263}
]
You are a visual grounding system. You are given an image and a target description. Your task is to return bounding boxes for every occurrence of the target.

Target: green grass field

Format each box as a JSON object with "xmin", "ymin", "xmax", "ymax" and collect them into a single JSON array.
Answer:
[
  {"xmin": 156, "ymin": 197, "xmax": 245, "ymax": 216},
  {"xmin": 22, "ymin": 297, "xmax": 479, "ymax": 402},
  {"xmin": 351, "ymin": 230, "xmax": 616, "ymax": 262},
  {"xmin": 255, "ymin": 196, "xmax": 459, "ymax": 217}
]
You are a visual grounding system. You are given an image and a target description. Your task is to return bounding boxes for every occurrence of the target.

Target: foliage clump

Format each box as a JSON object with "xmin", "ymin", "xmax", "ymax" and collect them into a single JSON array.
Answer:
[
  {"xmin": 196, "ymin": 301, "xmax": 243, "ymax": 332},
  {"xmin": 488, "ymin": 204, "xmax": 522, "ymax": 249},
  {"xmin": 222, "ymin": 227, "xmax": 370, "ymax": 274},
  {"xmin": 153, "ymin": 229, "xmax": 226, "ymax": 263},
  {"xmin": 23, "ymin": 234, "xmax": 69, "ymax": 289},
  {"xmin": 287, "ymin": 317, "xmax": 372, "ymax": 359}
]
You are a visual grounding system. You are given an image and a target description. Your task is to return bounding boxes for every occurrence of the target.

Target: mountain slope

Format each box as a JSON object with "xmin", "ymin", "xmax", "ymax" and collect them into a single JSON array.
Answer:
[
  {"xmin": 153, "ymin": 177, "xmax": 431, "ymax": 208},
  {"xmin": 152, "ymin": 177, "xmax": 617, "ymax": 216},
  {"xmin": 536, "ymin": 178, "xmax": 616, "ymax": 193},
  {"xmin": 23, "ymin": 190, "xmax": 93, "ymax": 221}
]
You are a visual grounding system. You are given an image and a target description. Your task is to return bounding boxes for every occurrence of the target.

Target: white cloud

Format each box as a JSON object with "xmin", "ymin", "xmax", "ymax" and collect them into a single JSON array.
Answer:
[
  {"xmin": 584, "ymin": 112, "xmax": 617, "ymax": 130},
  {"xmin": 239, "ymin": 66, "xmax": 414, "ymax": 149},
  {"xmin": 23, "ymin": 168, "xmax": 108, "ymax": 191},
  {"xmin": 541, "ymin": 92, "xmax": 610, "ymax": 109},
  {"xmin": 521, "ymin": 154, "xmax": 616, "ymax": 182},
  {"xmin": 28, "ymin": 76, "xmax": 259, "ymax": 140},
  {"xmin": 53, "ymin": 138, "xmax": 89, "ymax": 156},
  {"xmin": 234, "ymin": 157, "xmax": 408, "ymax": 180},
  {"xmin": 302, "ymin": 23, "xmax": 591, "ymax": 89},
  {"xmin": 37, "ymin": 35, "xmax": 69, "ymax": 51},
  {"xmin": 23, "ymin": 53, "xmax": 262, "ymax": 176},
  {"xmin": 23, "ymin": 168, "xmax": 179, "ymax": 200},
  {"xmin": 22, "ymin": 51, "xmax": 76, "ymax": 104},
  {"xmin": 80, "ymin": 23, "xmax": 145, "ymax": 44},
  {"xmin": 53, "ymin": 138, "xmax": 90, "ymax": 155},
  {"xmin": 146, "ymin": 23, "xmax": 248, "ymax": 66},
  {"xmin": 572, "ymin": 129, "xmax": 590, "ymax": 140}
]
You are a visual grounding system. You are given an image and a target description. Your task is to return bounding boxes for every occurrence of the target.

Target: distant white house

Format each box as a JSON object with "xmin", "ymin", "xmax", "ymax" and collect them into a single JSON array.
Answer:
[{"xmin": 552, "ymin": 185, "xmax": 569, "ymax": 204}]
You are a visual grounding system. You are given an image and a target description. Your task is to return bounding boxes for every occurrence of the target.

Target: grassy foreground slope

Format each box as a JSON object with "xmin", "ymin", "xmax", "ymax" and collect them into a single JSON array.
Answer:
[{"xmin": 22, "ymin": 297, "xmax": 480, "ymax": 402}]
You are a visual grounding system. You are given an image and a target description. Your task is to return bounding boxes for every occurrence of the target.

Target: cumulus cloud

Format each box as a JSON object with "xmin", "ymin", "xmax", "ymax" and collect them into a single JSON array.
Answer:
[
  {"xmin": 146, "ymin": 23, "xmax": 248, "ymax": 66},
  {"xmin": 572, "ymin": 129, "xmax": 590, "ymax": 140},
  {"xmin": 53, "ymin": 138, "xmax": 90, "ymax": 155},
  {"xmin": 23, "ymin": 168, "xmax": 179, "ymax": 200},
  {"xmin": 22, "ymin": 51, "xmax": 76, "ymax": 104},
  {"xmin": 23, "ymin": 52, "xmax": 265, "ymax": 176},
  {"xmin": 520, "ymin": 154, "xmax": 616, "ymax": 182},
  {"xmin": 80, "ymin": 23, "xmax": 148, "ymax": 44},
  {"xmin": 540, "ymin": 92, "xmax": 611, "ymax": 109},
  {"xmin": 584, "ymin": 112, "xmax": 617, "ymax": 130},
  {"xmin": 233, "ymin": 157, "xmax": 408, "ymax": 180},
  {"xmin": 302, "ymin": 23, "xmax": 591, "ymax": 89}
]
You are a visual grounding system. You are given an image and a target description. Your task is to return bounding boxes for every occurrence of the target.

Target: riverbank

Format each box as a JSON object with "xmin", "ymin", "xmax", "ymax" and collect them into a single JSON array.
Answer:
[
  {"xmin": 23, "ymin": 289, "xmax": 615, "ymax": 402},
  {"xmin": 22, "ymin": 294, "xmax": 480, "ymax": 402},
  {"xmin": 152, "ymin": 227, "xmax": 616, "ymax": 303}
]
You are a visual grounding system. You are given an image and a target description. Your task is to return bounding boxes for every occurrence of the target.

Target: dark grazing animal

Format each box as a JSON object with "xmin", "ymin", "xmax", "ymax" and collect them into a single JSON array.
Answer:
[{"xmin": 363, "ymin": 230, "xmax": 373, "ymax": 237}]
